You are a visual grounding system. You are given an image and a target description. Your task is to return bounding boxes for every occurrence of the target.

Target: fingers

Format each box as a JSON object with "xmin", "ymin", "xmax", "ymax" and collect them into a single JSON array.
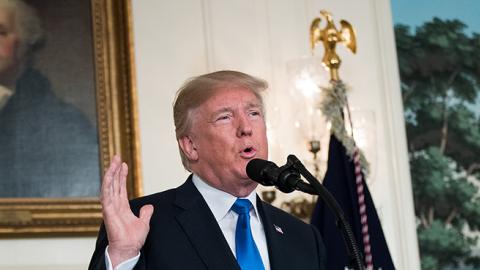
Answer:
[
  {"xmin": 119, "ymin": 162, "xmax": 129, "ymax": 198},
  {"xmin": 101, "ymin": 155, "xmax": 122, "ymax": 199},
  {"xmin": 139, "ymin": 204, "xmax": 154, "ymax": 225},
  {"xmin": 112, "ymin": 160, "xmax": 121, "ymax": 195},
  {"xmin": 105, "ymin": 155, "xmax": 121, "ymax": 179}
]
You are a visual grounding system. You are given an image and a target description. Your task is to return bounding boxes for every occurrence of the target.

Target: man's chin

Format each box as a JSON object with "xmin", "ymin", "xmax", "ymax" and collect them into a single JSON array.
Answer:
[{"xmin": 242, "ymin": 177, "xmax": 258, "ymax": 189}]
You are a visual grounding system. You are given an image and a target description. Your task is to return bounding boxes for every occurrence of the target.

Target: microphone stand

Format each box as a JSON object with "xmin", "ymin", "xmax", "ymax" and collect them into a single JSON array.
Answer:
[{"xmin": 280, "ymin": 154, "xmax": 365, "ymax": 270}]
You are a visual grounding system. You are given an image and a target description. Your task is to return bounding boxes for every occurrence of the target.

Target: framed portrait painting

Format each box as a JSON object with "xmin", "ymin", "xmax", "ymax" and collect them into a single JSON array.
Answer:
[{"xmin": 0, "ymin": 0, "xmax": 142, "ymax": 237}]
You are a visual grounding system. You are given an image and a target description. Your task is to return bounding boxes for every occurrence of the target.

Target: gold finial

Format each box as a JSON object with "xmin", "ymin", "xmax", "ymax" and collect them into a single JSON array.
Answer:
[{"xmin": 310, "ymin": 10, "xmax": 357, "ymax": 81}]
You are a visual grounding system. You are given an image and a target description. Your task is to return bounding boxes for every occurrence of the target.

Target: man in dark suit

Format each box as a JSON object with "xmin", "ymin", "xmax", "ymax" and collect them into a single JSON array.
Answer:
[{"xmin": 89, "ymin": 71, "xmax": 326, "ymax": 270}]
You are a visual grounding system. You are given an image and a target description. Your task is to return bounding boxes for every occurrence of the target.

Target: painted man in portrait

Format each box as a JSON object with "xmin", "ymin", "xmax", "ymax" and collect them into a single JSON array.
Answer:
[{"xmin": 0, "ymin": 0, "xmax": 100, "ymax": 197}]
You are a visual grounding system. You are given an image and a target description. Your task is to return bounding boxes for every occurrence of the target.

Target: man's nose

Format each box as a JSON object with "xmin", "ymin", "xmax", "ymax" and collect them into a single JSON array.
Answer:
[{"xmin": 236, "ymin": 114, "xmax": 252, "ymax": 137}]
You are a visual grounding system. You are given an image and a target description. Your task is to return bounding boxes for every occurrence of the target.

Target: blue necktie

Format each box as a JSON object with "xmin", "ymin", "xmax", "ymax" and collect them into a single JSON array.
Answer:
[{"xmin": 231, "ymin": 199, "xmax": 265, "ymax": 270}]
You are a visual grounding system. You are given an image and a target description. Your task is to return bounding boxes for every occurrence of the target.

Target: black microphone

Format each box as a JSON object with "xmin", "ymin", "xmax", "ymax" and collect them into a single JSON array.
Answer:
[
  {"xmin": 245, "ymin": 159, "xmax": 278, "ymax": 186},
  {"xmin": 248, "ymin": 156, "xmax": 365, "ymax": 270},
  {"xmin": 246, "ymin": 158, "xmax": 316, "ymax": 194}
]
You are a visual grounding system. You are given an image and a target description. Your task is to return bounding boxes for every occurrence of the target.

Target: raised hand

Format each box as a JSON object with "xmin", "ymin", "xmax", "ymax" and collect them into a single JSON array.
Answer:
[{"xmin": 100, "ymin": 155, "xmax": 154, "ymax": 268}]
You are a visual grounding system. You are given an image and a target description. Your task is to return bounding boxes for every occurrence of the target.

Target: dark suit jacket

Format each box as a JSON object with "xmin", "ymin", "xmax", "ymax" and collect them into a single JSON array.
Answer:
[
  {"xmin": 0, "ymin": 68, "xmax": 99, "ymax": 197},
  {"xmin": 89, "ymin": 177, "xmax": 326, "ymax": 270}
]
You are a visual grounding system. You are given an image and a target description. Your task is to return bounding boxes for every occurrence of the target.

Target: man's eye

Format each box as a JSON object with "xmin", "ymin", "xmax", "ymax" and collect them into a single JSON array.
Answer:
[
  {"xmin": 249, "ymin": 111, "xmax": 261, "ymax": 117},
  {"xmin": 216, "ymin": 115, "xmax": 231, "ymax": 121}
]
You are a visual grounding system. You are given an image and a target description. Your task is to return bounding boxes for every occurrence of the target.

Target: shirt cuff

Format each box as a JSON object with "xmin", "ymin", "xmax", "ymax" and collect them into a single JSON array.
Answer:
[{"xmin": 105, "ymin": 245, "xmax": 140, "ymax": 270}]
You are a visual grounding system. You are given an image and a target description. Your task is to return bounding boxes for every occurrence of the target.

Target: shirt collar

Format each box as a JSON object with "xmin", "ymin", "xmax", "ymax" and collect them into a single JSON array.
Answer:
[{"xmin": 192, "ymin": 174, "xmax": 260, "ymax": 222}]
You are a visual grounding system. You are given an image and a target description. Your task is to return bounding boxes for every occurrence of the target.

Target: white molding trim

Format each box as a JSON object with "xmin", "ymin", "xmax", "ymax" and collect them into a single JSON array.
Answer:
[
  {"xmin": 200, "ymin": 0, "xmax": 215, "ymax": 71},
  {"xmin": 371, "ymin": 1, "xmax": 421, "ymax": 269}
]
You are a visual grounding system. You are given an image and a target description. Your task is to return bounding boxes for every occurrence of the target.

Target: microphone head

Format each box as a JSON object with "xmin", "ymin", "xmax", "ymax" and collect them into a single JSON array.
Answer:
[{"xmin": 246, "ymin": 158, "xmax": 278, "ymax": 186}]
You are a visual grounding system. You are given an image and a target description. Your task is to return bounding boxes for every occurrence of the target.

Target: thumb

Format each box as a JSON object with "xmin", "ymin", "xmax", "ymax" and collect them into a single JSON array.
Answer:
[{"xmin": 139, "ymin": 204, "xmax": 154, "ymax": 224}]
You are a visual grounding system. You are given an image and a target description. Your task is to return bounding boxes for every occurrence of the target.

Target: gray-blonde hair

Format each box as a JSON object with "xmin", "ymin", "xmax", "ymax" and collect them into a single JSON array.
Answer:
[{"xmin": 173, "ymin": 70, "xmax": 268, "ymax": 171}]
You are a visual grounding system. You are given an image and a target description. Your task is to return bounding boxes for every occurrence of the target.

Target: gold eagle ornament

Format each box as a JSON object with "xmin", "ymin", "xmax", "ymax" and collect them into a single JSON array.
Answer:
[{"xmin": 310, "ymin": 10, "xmax": 357, "ymax": 81}]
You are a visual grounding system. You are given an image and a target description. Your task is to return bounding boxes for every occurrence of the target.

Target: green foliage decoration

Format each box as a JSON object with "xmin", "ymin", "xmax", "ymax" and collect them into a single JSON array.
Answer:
[{"xmin": 319, "ymin": 80, "xmax": 370, "ymax": 175}]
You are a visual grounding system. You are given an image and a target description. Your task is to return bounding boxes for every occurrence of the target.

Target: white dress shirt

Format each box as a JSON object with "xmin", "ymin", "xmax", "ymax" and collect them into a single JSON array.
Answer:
[
  {"xmin": 0, "ymin": 85, "xmax": 14, "ymax": 111},
  {"xmin": 105, "ymin": 174, "xmax": 271, "ymax": 270}
]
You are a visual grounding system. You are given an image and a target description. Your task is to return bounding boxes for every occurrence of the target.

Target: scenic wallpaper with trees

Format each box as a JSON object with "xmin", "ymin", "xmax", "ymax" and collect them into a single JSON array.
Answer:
[{"xmin": 392, "ymin": 1, "xmax": 480, "ymax": 269}]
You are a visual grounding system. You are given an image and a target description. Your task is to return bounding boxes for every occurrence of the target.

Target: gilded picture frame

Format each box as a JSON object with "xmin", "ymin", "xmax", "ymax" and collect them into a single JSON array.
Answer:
[{"xmin": 0, "ymin": 0, "xmax": 142, "ymax": 237}]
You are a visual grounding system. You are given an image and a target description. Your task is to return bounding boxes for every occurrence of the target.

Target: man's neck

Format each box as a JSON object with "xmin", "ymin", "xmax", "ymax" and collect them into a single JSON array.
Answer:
[{"xmin": 0, "ymin": 63, "xmax": 25, "ymax": 89}]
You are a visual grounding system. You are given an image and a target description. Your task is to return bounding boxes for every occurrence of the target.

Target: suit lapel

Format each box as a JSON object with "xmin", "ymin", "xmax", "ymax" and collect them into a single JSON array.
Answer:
[
  {"xmin": 257, "ymin": 196, "xmax": 289, "ymax": 270},
  {"xmin": 174, "ymin": 178, "xmax": 240, "ymax": 270}
]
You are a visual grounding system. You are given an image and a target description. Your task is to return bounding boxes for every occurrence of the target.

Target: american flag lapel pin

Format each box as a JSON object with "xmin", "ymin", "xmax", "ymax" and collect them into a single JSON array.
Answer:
[{"xmin": 274, "ymin": 224, "xmax": 283, "ymax": 234}]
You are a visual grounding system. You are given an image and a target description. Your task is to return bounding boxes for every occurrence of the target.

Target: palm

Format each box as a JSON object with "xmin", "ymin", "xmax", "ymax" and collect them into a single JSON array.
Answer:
[{"xmin": 100, "ymin": 155, "xmax": 153, "ymax": 266}]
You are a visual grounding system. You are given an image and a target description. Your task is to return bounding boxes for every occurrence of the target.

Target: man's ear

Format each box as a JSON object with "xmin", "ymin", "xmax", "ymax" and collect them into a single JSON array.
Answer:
[{"xmin": 178, "ymin": 135, "xmax": 198, "ymax": 161}]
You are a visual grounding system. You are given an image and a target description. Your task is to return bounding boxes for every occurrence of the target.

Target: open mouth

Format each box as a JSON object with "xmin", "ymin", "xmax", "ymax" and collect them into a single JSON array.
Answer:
[{"xmin": 240, "ymin": 147, "xmax": 256, "ymax": 158}]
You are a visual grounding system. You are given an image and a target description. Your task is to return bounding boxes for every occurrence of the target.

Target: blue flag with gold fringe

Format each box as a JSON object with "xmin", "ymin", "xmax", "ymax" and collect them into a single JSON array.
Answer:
[{"xmin": 311, "ymin": 134, "xmax": 395, "ymax": 270}]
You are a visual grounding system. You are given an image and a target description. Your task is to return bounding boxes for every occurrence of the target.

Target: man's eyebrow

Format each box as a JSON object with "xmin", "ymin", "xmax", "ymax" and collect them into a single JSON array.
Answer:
[
  {"xmin": 208, "ymin": 102, "xmax": 263, "ymax": 118},
  {"xmin": 245, "ymin": 102, "xmax": 262, "ymax": 109},
  {"xmin": 207, "ymin": 107, "xmax": 232, "ymax": 120},
  {"xmin": 212, "ymin": 107, "xmax": 232, "ymax": 114}
]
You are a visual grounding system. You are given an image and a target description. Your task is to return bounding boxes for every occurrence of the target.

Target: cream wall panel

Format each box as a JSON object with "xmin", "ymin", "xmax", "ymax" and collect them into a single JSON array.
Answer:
[
  {"xmin": 134, "ymin": 0, "xmax": 208, "ymax": 194},
  {"xmin": 0, "ymin": 238, "xmax": 95, "ymax": 269},
  {"xmin": 202, "ymin": 0, "xmax": 273, "ymax": 79},
  {"xmin": 261, "ymin": 0, "xmax": 313, "ymax": 161},
  {"xmin": 373, "ymin": 1, "xmax": 421, "ymax": 268}
]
